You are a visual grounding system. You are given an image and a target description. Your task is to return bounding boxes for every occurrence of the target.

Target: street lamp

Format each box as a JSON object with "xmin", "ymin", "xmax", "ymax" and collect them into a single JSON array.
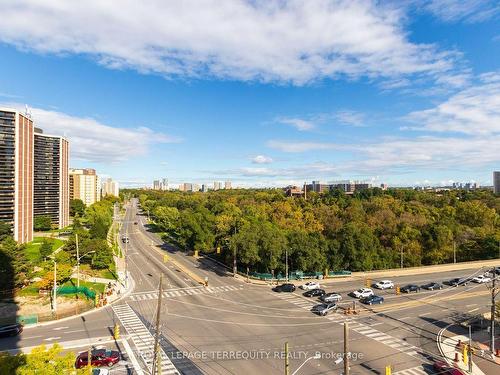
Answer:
[{"xmin": 291, "ymin": 353, "xmax": 321, "ymax": 375}]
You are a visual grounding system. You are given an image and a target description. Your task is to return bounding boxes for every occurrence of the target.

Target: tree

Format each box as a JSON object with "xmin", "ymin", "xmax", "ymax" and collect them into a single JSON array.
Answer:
[
  {"xmin": 39, "ymin": 239, "xmax": 53, "ymax": 260},
  {"xmin": 34, "ymin": 215, "xmax": 52, "ymax": 231},
  {"xmin": 38, "ymin": 263, "xmax": 73, "ymax": 290},
  {"xmin": 0, "ymin": 222, "xmax": 11, "ymax": 241},
  {"xmin": 70, "ymin": 199, "xmax": 85, "ymax": 217},
  {"xmin": 0, "ymin": 344, "xmax": 84, "ymax": 374},
  {"xmin": 86, "ymin": 239, "xmax": 113, "ymax": 269},
  {"xmin": 153, "ymin": 206, "xmax": 180, "ymax": 234},
  {"xmin": 0, "ymin": 237, "xmax": 28, "ymax": 289}
]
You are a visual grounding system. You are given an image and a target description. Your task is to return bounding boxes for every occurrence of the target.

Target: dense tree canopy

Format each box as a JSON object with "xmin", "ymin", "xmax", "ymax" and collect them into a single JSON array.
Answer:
[{"xmin": 128, "ymin": 188, "xmax": 500, "ymax": 274}]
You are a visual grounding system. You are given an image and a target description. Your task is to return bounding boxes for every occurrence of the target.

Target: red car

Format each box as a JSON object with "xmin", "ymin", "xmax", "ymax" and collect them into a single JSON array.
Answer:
[
  {"xmin": 433, "ymin": 361, "xmax": 466, "ymax": 375},
  {"xmin": 75, "ymin": 349, "xmax": 120, "ymax": 369}
]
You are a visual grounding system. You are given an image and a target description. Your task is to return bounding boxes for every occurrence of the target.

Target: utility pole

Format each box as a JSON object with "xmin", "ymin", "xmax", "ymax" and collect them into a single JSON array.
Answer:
[
  {"xmin": 52, "ymin": 260, "xmax": 57, "ymax": 313},
  {"xmin": 76, "ymin": 233, "xmax": 80, "ymax": 288},
  {"xmin": 285, "ymin": 249, "xmax": 289, "ymax": 282},
  {"xmin": 233, "ymin": 221, "xmax": 237, "ymax": 276},
  {"xmin": 344, "ymin": 322, "xmax": 349, "ymax": 375},
  {"xmin": 151, "ymin": 274, "xmax": 163, "ymax": 375},
  {"xmin": 453, "ymin": 241, "xmax": 456, "ymax": 264},
  {"xmin": 490, "ymin": 271, "xmax": 497, "ymax": 354},
  {"xmin": 284, "ymin": 341, "xmax": 289, "ymax": 375},
  {"xmin": 468, "ymin": 325, "xmax": 473, "ymax": 374},
  {"xmin": 400, "ymin": 246, "xmax": 403, "ymax": 269}
]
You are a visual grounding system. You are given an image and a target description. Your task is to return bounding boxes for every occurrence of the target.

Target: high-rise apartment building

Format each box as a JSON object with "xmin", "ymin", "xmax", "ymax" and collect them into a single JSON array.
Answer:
[
  {"xmin": 161, "ymin": 178, "xmax": 168, "ymax": 191},
  {"xmin": 69, "ymin": 168, "xmax": 101, "ymax": 206},
  {"xmin": 34, "ymin": 129, "xmax": 69, "ymax": 229},
  {"xmin": 224, "ymin": 181, "xmax": 232, "ymax": 189},
  {"xmin": 102, "ymin": 178, "xmax": 119, "ymax": 197},
  {"xmin": 153, "ymin": 180, "xmax": 161, "ymax": 190},
  {"xmin": 0, "ymin": 108, "xmax": 34, "ymax": 243},
  {"xmin": 494, "ymin": 171, "xmax": 500, "ymax": 195},
  {"xmin": 213, "ymin": 181, "xmax": 221, "ymax": 191}
]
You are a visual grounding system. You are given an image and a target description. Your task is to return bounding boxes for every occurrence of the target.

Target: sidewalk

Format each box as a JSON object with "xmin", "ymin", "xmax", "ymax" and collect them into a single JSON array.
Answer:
[{"xmin": 439, "ymin": 334, "xmax": 486, "ymax": 375}]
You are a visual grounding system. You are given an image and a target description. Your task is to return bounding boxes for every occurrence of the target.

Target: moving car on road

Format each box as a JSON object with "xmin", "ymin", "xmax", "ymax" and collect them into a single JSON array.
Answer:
[
  {"xmin": 274, "ymin": 283, "xmax": 296, "ymax": 293},
  {"xmin": 300, "ymin": 281, "xmax": 320, "ymax": 291},
  {"xmin": 421, "ymin": 282, "xmax": 442, "ymax": 290},
  {"xmin": 121, "ymin": 236, "xmax": 129, "ymax": 243},
  {"xmin": 75, "ymin": 349, "xmax": 120, "ymax": 369},
  {"xmin": 472, "ymin": 274, "xmax": 491, "ymax": 283},
  {"xmin": 374, "ymin": 280, "xmax": 394, "ymax": 290},
  {"xmin": 0, "ymin": 323, "xmax": 23, "ymax": 338},
  {"xmin": 350, "ymin": 288, "xmax": 374, "ymax": 299},
  {"xmin": 312, "ymin": 303, "xmax": 337, "ymax": 316},
  {"xmin": 400, "ymin": 284, "xmax": 420, "ymax": 293},
  {"xmin": 320, "ymin": 292, "xmax": 342, "ymax": 303},
  {"xmin": 360, "ymin": 295, "xmax": 384, "ymax": 305},
  {"xmin": 445, "ymin": 278, "xmax": 469, "ymax": 287},
  {"xmin": 303, "ymin": 288, "xmax": 325, "ymax": 297}
]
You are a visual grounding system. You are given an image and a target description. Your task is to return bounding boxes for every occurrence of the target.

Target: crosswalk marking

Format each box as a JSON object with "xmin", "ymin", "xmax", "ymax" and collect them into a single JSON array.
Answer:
[
  {"xmin": 129, "ymin": 284, "xmax": 243, "ymax": 301},
  {"xmin": 113, "ymin": 304, "xmax": 179, "ymax": 375},
  {"xmin": 393, "ymin": 365, "xmax": 428, "ymax": 375}
]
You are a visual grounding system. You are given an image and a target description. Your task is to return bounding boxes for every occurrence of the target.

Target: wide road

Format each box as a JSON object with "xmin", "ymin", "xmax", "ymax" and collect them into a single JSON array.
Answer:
[{"xmin": 1, "ymin": 199, "xmax": 498, "ymax": 375}]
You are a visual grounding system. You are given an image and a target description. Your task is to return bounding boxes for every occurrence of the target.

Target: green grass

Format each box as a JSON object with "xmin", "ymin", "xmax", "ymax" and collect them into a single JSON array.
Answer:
[
  {"xmin": 78, "ymin": 263, "xmax": 118, "ymax": 280},
  {"xmin": 18, "ymin": 284, "xmax": 41, "ymax": 297},
  {"xmin": 24, "ymin": 237, "xmax": 65, "ymax": 263}
]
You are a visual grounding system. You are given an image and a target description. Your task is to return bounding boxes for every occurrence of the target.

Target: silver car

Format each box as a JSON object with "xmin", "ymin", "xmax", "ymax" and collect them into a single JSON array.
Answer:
[
  {"xmin": 312, "ymin": 303, "xmax": 337, "ymax": 316},
  {"xmin": 320, "ymin": 292, "xmax": 342, "ymax": 303}
]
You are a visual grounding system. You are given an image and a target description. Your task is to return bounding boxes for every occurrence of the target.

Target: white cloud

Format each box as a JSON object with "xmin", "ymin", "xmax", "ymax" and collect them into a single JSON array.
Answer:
[
  {"xmin": 277, "ymin": 118, "xmax": 315, "ymax": 131},
  {"xmin": 2, "ymin": 103, "xmax": 180, "ymax": 163},
  {"xmin": 420, "ymin": 0, "xmax": 500, "ymax": 23},
  {"xmin": 252, "ymin": 155, "xmax": 273, "ymax": 164},
  {"xmin": 333, "ymin": 110, "xmax": 365, "ymax": 126},
  {"xmin": 267, "ymin": 140, "xmax": 344, "ymax": 153},
  {"xmin": 405, "ymin": 72, "xmax": 500, "ymax": 135},
  {"xmin": 0, "ymin": 0, "xmax": 459, "ymax": 85}
]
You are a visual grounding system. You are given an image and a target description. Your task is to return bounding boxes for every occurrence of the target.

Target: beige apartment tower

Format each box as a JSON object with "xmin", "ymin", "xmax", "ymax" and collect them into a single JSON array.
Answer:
[
  {"xmin": 69, "ymin": 168, "xmax": 101, "ymax": 206},
  {"xmin": 0, "ymin": 108, "xmax": 34, "ymax": 243},
  {"xmin": 494, "ymin": 171, "xmax": 500, "ymax": 195}
]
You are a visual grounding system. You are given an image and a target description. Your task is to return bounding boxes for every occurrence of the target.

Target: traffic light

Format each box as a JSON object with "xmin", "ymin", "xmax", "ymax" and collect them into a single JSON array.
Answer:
[
  {"xmin": 114, "ymin": 324, "xmax": 120, "ymax": 339},
  {"xmin": 365, "ymin": 278, "xmax": 371, "ymax": 287},
  {"xmin": 462, "ymin": 344, "xmax": 468, "ymax": 365},
  {"xmin": 216, "ymin": 247, "xmax": 221, "ymax": 254},
  {"xmin": 163, "ymin": 254, "xmax": 169, "ymax": 263},
  {"xmin": 385, "ymin": 365, "xmax": 392, "ymax": 375}
]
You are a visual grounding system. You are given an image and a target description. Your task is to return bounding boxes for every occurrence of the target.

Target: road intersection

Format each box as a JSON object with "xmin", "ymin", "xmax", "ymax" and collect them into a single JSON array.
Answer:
[{"xmin": 1, "ymin": 200, "xmax": 498, "ymax": 374}]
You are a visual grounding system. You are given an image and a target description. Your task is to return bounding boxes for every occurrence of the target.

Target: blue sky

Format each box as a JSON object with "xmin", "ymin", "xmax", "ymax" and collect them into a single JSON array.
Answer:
[{"xmin": 0, "ymin": 0, "xmax": 499, "ymax": 188}]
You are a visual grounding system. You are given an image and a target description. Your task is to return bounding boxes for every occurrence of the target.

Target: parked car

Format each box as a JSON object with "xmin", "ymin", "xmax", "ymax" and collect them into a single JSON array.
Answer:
[
  {"xmin": 312, "ymin": 303, "xmax": 337, "ymax": 316},
  {"xmin": 360, "ymin": 295, "xmax": 384, "ymax": 305},
  {"xmin": 121, "ymin": 236, "xmax": 129, "ymax": 243},
  {"xmin": 446, "ymin": 278, "xmax": 469, "ymax": 287},
  {"xmin": 274, "ymin": 283, "xmax": 296, "ymax": 293},
  {"xmin": 374, "ymin": 280, "xmax": 394, "ymax": 290},
  {"xmin": 472, "ymin": 274, "xmax": 491, "ymax": 283},
  {"xmin": 433, "ymin": 361, "xmax": 466, "ymax": 375},
  {"xmin": 300, "ymin": 281, "xmax": 320, "ymax": 291},
  {"xmin": 0, "ymin": 323, "xmax": 23, "ymax": 338},
  {"xmin": 400, "ymin": 284, "xmax": 420, "ymax": 293},
  {"xmin": 303, "ymin": 288, "xmax": 325, "ymax": 297},
  {"xmin": 320, "ymin": 292, "xmax": 342, "ymax": 303},
  {"xmin": 351, "ymin": 288, "xmax": 374, "ymax": 299},
  {"xmin": 75, "ymin": 349, "xmax": 120, "ymax": 369},
  {"xmin": 421, "ymin": 282, "xmax": 443, "ymax": 290},
  {"xmin": 92, "ymin": 369, "xmax": 110, "ymax": 375}
]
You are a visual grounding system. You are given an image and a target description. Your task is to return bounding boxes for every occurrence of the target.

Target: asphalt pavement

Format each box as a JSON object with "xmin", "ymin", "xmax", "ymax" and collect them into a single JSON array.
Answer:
[{"xmin": 1, "ymin": 199, "xmax": 498, "ymax": 375}]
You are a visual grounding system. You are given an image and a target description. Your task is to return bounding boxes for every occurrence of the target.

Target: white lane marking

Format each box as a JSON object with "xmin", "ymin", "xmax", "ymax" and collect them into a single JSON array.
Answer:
[
  {"xmin": 44, "ymin": 337, "xmax": 61, "ymax": 341},
  {"xmin": 53, "ymin": 326, "xmax": 69, "ymax": 331},
  {"xmin": 64, "ymin": 329, "xmax": 85, "ymax": 334},
  {"xmin": 122, "ymin": 338, "xmax": 145, "ymax": 375}
]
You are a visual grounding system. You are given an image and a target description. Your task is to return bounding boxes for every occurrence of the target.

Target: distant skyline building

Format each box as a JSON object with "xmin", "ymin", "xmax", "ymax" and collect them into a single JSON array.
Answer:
[
  {"xmin": 305, "ymin": 180, "xmax": 372, "ymax": 194},
  {"xmin": 224, "ymin": 181, "xmax": 232, "ymax": 189},
  {"xmin": 0, "ymin": 108, "xmax": 34, "ymax": 243},
  {"xmin": 102, "ymin": 178, "xmax": 119, "ymax": 197},
  {"xmin": 69, "ymin": 168, "xmax": 101, "ymax": 206},
  {"xmin": 494, "ymin": 171, "xmax": 500, "ymax": 194},
  {"xmin": 152, "ymin": 180, "xmax": 161, "ymax": 190},
  {"xmin": 34, "ymin": 129, "xmax": 69, "ymax": 229},
  {"xmin": 161, "ymin": 178, "xmax": 168, "ymax": 191},
  {"xmin": 214, "ymin": 181, "xmax": 222, "ymax": 191}
]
